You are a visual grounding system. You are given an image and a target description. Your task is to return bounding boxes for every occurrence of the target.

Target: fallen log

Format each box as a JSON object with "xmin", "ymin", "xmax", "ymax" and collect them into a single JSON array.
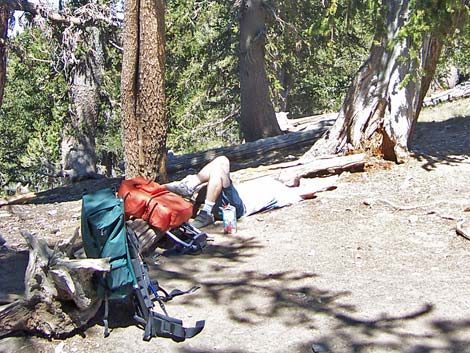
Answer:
[
  {"xmin": 231, "ymin": 153, "xmax": 368, "ymax": 187},
  {"xmin": 0, "ymin": 192, "xmax": 37, "ymax": 207},
  {"xmin": 423, "ymin": 81, "xmax": 470, "ymax": 107},
  {"xmin": 0, "ymin": 231, "xmax": 110, "ymax": 338},
  {"xmin": 167, "ymin": 114, "xmax": 335, "ymax": 173},
  {"xmin": 271, "ymin": 153, "xmax": 367, "ymax": 187},
  {"xmin": 127, "ymin": 219, "xmax": 165, "ymax": 255},
  {"xmin": 277, "ymin": 112, "xmax": 337, "ymax": 132}
]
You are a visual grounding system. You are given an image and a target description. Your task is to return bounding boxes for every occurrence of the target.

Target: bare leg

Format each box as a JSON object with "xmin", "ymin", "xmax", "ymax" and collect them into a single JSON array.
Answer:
[
  {"xmin": 166, "ymin": 156, "xmax": 231, "ymax": 199},
  {"xmin": 189, "ymin": 156, "xmax": 232, "ymax": 228},
  {"xmin": 196, "ymin": 156, "xmax": 231, "ymax": 203}
]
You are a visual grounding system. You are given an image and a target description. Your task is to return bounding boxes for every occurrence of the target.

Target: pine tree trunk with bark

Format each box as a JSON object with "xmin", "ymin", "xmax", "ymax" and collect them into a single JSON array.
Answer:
[
  {"xmin": 304, "ymin": 0, "xmax": 464, "ymax": 163},
  {"xmin": 0, "ymin": 6, "xmax": 8, "ymax": 109},
  {"xmin": 0, "ymin": 1, "xmax": 114, "ymax": 179},
  {"xmin": 121, "ymin": 0, "xmax": 167, "ymax": 181},
  {"xmin": 239, "ymin": 0, "xmax": 282, "ymax": 142},
  {"xmin": 61, "ymin": 28, "xmax": 105, "ymax": 179}
]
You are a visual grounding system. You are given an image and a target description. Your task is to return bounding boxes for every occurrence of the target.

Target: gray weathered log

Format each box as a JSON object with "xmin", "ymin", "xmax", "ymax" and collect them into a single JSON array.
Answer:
[
  {"xmin": 273, "ymin": 153, "xmax": 367, "ymax": 187},
  {"xmin": 126, "ymin": 219, "xmax": 164, "ymax": 255},
  {"xmin": 167, "ymin": 115, "xmax": 335, "ymax": 173},
  {"xmin": 0, "ymin": 231, "xmax": 109, "ymax": 338},
  {"xmin": 232, "ymin": 153, "xmax": 368, "ymax": 187},
  {"xmin": 423, "ymin": 81, "xmax": 470, "ymax": 107}
]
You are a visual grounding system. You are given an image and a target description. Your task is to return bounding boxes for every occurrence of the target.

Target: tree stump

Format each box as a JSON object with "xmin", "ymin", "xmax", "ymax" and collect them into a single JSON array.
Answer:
[{"xmin": 0, "ymin": 231, "xmax": 110, "ymax": 338}]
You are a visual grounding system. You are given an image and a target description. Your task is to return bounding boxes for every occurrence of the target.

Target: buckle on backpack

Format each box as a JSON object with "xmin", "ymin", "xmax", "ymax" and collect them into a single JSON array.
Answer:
[{"xmin": 146, "ymin": 311, "xmax": 204, "ymax": 342}]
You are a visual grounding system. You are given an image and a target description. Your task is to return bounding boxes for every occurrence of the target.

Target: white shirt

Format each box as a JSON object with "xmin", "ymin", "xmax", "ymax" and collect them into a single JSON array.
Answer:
[{"xmin": 235, "ymin": 177, "xmax": 302, "ymax": 217}]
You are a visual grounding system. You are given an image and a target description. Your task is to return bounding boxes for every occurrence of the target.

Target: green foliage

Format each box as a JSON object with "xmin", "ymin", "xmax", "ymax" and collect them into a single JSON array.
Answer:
[
  {"xmin": 1, "ymin": 10, "xmax": 123, "ymax": 192},
  {"xmin": 3, "ymin": 0, "xmax": 470, "ymax": 192},
  {"xmin": 265, "ymin": 0, "xmax": 373, "ymax": 116},
  {"xmin": 435, "ymin": 33, "xmax": 470, "ymax": 87},
  {"xmin": 0, "ymin": 27, "xmax": 67, "ymax": 191},
  {"xmin": 386, "ymin": 0, "xmax": 470, "ymax": 88},
  {"xmin": 94, "ymin": 25, "xmax": 124, "ymax": 168},
  {"xmin": 165, "ymin": 0, "xmax": 240, "ymax": 153},
  {"xmin": 165, "ymin": 0, "xmax": 373, "ymax": 153},
  {"xmin": 434, "ymin": 1, "xmax": 470, "ymax": 85}
]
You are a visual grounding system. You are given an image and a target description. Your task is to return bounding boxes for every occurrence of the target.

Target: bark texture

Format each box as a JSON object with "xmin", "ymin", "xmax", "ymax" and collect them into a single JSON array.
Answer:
[
  {"xmin": 239, "ymin": 0, "xmax": 281, "ymax": 142},
  {"xmin": 305, "ymin": 0, "xmax": 454, "ymax": 163},
  {"xmin": 0, "ymin": 0, "xmax": 110, "ymax": 178},
  {"xmin": 61, "ymin": 27, "xmax": 105, "ymax": 179},
  {"xmin": 0, "ymin": 6, "xmax": 8, "ymax": 109},
  {"xmin": 121, "ymin": 0, "xmax": 167, "ymax": 181},
  {"xmin": 0, "ymin": 231, "xmax": 108, "ymax": 338}
]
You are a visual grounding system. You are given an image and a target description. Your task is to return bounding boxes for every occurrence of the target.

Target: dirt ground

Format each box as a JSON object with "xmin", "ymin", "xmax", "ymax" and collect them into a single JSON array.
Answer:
[{"xmin": 1, "ymin": 98, "xmax": 470, "ymax": 353}]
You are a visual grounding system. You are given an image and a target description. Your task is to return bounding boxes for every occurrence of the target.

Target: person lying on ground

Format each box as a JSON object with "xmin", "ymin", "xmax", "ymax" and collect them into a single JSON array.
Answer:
[{"xmin": 165, "ymin": 156, "xmax": 336, "ymax": 229}]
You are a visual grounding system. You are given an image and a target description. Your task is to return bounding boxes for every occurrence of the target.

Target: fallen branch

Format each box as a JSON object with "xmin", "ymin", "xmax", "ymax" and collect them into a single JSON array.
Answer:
[
  {"xmin": 363, "ymin": 199, "xmax": 466, "ymax": 222},
  {"xmin": 363, "ymin": 198, "xmax": 446, "ymax": 211},
  {"xmin": 423, "ymin": 82, "xmax": 470, "ymax": 107},
  {"xmin": 426, "ymin": 211, "xmax": 461, "ymax": 221},
  {"xmin": 456, "ymin": 219, "xmax": 470, "ymax": 240},
  {"xmin": 167, "ymin": 115, "xmax": 335, "ymax": 173},
  {"xmin": 274, "ymin": 153, "xmax": 367, "ymax": 187},
  {"xmin": 0, "ymin": 231, "xmax": 109, "ymax": 338},
  {"xmin": 0, "ymin": 192, "xmax": 37, "ymax": 207}
]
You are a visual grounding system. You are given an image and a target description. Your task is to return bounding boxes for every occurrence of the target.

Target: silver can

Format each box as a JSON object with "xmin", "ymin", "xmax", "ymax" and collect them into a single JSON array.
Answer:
[{"xmin": 222, "ymin": 204, "xmax": 237, "ymax": 234}]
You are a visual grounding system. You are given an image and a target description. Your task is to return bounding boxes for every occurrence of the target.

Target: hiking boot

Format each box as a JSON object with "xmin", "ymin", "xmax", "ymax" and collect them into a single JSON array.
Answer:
[
  {"xmin": 165, "ymin": 175, "xmax": 198, "ymax": 197},
  {"xmin": 190, "ymin": 211, "xmax": 214, "ymax": 229}
]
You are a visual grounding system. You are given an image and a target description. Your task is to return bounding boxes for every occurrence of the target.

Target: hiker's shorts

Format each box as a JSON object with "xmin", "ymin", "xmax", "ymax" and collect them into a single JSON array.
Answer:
[{"xmin": 214, "ymin": 182, "xmax": 245, "ymax": 220}]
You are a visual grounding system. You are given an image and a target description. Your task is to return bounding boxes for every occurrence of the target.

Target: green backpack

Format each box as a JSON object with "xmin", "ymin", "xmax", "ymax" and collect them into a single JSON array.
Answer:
[
  {"xmin": 81, "ymin": 188, "xmax": 134, "ymax": 299},
  {"xmin": 81, "ymin": 187, "xmax": 204, "ymax": 341}
]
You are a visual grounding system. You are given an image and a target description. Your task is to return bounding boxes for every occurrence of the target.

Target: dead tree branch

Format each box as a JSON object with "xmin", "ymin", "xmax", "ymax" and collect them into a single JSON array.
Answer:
[
  {"xmin": 0, "ymin": 231, "xmax": 109, "ymax": 338},
  {"xmin": 3, "ymin": 0, "xmax": 120, "ymax": 27},
  {"xmin": 456, "ymin": 219, "xmax": 470, "ymax": 241}
]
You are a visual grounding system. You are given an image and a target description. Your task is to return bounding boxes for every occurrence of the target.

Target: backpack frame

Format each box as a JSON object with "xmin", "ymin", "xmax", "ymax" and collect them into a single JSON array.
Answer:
[{"xmin": 81, "ymin": 187, "xmax": 204, "ymax": 341}]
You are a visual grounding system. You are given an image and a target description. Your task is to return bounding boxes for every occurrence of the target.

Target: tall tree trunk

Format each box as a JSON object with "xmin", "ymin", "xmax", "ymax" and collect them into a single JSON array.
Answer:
[
  {"xmin": 0, "ymin": 6, "xmax": 8, "ymax": 109},
  {"xmin": 304, "ymin": 0, "xmax": 461, "ymax": 163},
  {"xmin": 61, "ymin": 27, "xmax": 105, "ymax": 179},
  {"xmin": 121, "ymin": 0, "xmax": 167, "ymax": 181},
  {"xmin": 239, "ymin": 0, "xmax": 281, "ymax": 142}
]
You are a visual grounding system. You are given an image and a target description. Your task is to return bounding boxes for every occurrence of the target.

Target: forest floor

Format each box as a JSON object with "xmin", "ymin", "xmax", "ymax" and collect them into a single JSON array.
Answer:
[{"xmin": 1, "ymin": 98, "xmax": 470, "ymax": 353}]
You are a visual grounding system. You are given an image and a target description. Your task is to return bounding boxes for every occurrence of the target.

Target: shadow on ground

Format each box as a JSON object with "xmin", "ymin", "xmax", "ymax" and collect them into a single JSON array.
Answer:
[
  {"xmin": 0, "ymin": 249, "xmax": 28, "ymax": 302},
  {"xmin": 298, "ymin": 306, "xmax": 470, "ymax": 353},
  {"xmin": 4, "ymin": 123, "xmax": 324, "ymax": 207},
  {"xmin": 412, "ymin": 115, "xmax": 470, "ymax": 171},
  {"xmin": 145, "ymin": 236, "xmax": 470, "ymax": 353},
  {"xmin": 3, "ymin": 214, "xmax": 470, "ymax": 352},
  {"xmin": 2, "ymin": 103, "xmax": 470, "ymax": 353},
  {"xmin": 8, "ymin": 110, "xmax": 468, "ymax": 207},
  {"xmin": 24, "ymin": 177, "xmax": 123, "ymax": 205}
]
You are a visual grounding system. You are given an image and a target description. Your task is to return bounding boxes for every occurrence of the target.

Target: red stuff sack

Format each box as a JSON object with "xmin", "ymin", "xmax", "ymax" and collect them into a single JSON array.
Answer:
[{"xmin": 117, "ymin": 176, "xmax": 193, "ymax": 232}]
